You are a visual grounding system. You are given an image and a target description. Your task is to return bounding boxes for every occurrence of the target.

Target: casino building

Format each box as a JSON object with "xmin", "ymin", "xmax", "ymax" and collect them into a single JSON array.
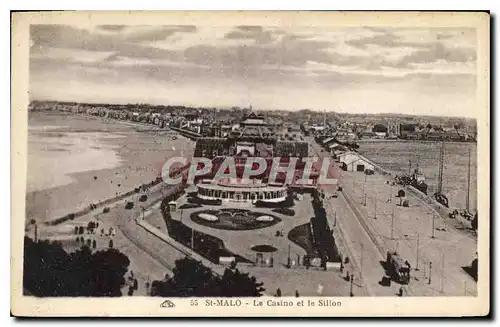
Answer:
[
  {"xmin": 192, "ymin": 112, "xmax": 318, "ymax": 204},
  {"xmin": 197, "ymin": 178, "xmax": 288, "ymax": 203}
]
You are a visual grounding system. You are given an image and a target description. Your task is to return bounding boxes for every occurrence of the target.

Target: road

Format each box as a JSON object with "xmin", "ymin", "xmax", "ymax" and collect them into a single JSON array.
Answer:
[{"xmin": 307, "ymin": 137, "xmax": 400, "ymax": 296}]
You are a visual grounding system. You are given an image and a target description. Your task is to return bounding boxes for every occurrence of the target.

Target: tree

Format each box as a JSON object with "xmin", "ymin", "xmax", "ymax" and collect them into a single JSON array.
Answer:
[
  {"xmin": 149, "ymin": 257, "xmax": 264, "ymax": 297},
  {"xmin": 165, "ymin": 257, "xmax": 217, "ymax": 297},
  {"xmin": 89, "ymin": 249, "xmax": 130, "ymax": 297},
  {"xmin": 23, "ymin": 237, "xmax": 130, "ymax": 297},
  {"xmin": 217, "ymin": 268, "xmax": 265, "ymax": 297},
  {"xmin": 23, "ymin": 237, "xmax": 73, "ymax": 297}
]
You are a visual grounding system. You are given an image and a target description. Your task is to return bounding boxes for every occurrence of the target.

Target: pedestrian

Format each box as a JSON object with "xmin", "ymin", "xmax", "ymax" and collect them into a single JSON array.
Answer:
[
  {"xmin": 398, "ymin": 286, "xmax": 404, "ymax": 297},
  {"xmin": 295, "ymin": 290, "xmax": 300, "ymax": 297},
  {"xmin": 317, "ymin": 284, "xmax": 324, "ymax": 295},
  {"xmin": 276, "ymin": 288, "xmax": 282, "ymax": 297}
]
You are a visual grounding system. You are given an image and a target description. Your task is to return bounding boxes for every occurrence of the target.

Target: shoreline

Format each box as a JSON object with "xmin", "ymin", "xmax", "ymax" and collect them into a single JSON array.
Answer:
[{"xmin": 26, "ymin": 111, "xmax": 193, "ymax": 224}]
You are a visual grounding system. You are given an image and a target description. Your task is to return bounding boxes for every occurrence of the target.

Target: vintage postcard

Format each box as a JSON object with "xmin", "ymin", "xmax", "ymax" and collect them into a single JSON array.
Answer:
[{"xmin": 11, "ymin": 11, "xmax": 490, "ymax": 317}]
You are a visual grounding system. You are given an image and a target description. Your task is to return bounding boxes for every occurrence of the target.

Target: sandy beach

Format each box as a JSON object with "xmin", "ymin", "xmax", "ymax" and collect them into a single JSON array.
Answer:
[{"xmin": 26, "ymin": 112, "xmax": 194, "ymax": 223}]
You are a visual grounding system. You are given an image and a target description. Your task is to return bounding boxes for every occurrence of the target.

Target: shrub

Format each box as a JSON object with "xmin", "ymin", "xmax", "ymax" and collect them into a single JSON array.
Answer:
[
  {"xmin": 139, "ymin": 195, "xmax": 148, "ymax": 202},
  {"xmin": 103, "ymin": 207, "xmax": 110, "ymax": 214},
  {"xmin": 125, "ymin": 202, "xmax": 134, "ymax": 209}
]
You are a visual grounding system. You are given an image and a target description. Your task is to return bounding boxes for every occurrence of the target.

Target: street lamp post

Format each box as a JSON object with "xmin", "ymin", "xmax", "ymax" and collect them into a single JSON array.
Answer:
[
  {"xmin": 350, "ymin": 276, "xmax": 355, "ymax": 297},
  {"xmin": 389, "ymin": 184, "xmax": 392, "ymax": 203},
  {"xmin": 287, "ymin": 244, "xmax": 291, "ymax": 268},
  {"xmin": 428, "ymin": 261, "xmax": 433, "ymax": 285},
  {"xmin": 360, "ymin": 243, "xmax": 364, "ymax": 282},
  {"xmin": 191, "ymin": 228, "xmax": 195, "ymax": 250},
  {"xmin": 391, "ymin": 206, "xmax": 395, "ymax": 239},
  {"xmin": 431, "ymin": 212, "xmax": 436, "ymax": 239},
  {"xmin": 374, "ymin": 197, "xmax": 377, "ymax": 219},
  {"xmin": 441, "ymin": 253, "xmax": 445, "ymax": 293},
  {"xmin": 415, "ymin": 234, "xmax": 420, "ymax": 271},
  {"xmin": 362, "ymin": 182, "xmax": 365, "ymax": 203}
]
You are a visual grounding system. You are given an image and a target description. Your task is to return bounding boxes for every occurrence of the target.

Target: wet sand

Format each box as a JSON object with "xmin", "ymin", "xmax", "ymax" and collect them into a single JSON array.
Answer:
[
  {"xmin": 358, "ymin": 140, "xmax": 477, "ymax": 211},
  {"xmin": 26, "ymin": 112, "xmax": 193, "ymax": 223}
]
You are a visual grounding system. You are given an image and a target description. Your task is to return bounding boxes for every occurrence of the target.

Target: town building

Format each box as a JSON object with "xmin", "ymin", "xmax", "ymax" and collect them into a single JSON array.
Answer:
[
  {"xmin": 338, "ymin": 152, "xmax": 374, "ymax": 172},
  {"xmin": 192, "ymin": 113, "xmax": 318, "ymax": 203}
]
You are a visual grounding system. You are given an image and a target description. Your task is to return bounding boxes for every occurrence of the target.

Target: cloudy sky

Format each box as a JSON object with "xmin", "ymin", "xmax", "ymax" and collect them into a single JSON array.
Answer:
[{"xmin": 29, "ymin": 25, "xmax": 477, "ymax": 117}]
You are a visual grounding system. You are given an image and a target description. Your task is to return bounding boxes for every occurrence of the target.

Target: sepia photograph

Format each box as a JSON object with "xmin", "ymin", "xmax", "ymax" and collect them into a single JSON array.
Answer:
[{"xmin": 10, "ymin": 11, "xmax": 490, "ymax": 317}]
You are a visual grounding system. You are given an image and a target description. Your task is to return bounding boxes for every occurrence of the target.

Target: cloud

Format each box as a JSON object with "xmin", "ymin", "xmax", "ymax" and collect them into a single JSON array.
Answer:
[
  {"xmin": 224, "ymin": 26, "xmax": 276, "ymax": 45},
  {"xmin": 30, "ymin": 25, "xmax": 184, "ymax": 60},
  {"xmin": 97, "ymin": 25, "xmax": 127, "ymax": 32},
  {"xmin": 397, "ymin": 42, "xmax": 476, "ymax": 67},
  {"xmin": 124, "ymin": 25, "xmax": 197, "ymax": 42},
  {"xmin": 28, "ymin": 25, "xmax": 478, "ymax": 116}
]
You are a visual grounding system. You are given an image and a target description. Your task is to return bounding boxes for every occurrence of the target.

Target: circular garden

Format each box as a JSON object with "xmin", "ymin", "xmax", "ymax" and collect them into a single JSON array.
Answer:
[{"xmin": 191, "ymin": 208, "xmax": 281, "ymax": 231}]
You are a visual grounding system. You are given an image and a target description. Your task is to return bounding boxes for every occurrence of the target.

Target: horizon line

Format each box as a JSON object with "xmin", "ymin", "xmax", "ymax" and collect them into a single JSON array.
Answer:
[{"xmin": 29, "ymin": 98, "xmax": 477, "ymax": 121}]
